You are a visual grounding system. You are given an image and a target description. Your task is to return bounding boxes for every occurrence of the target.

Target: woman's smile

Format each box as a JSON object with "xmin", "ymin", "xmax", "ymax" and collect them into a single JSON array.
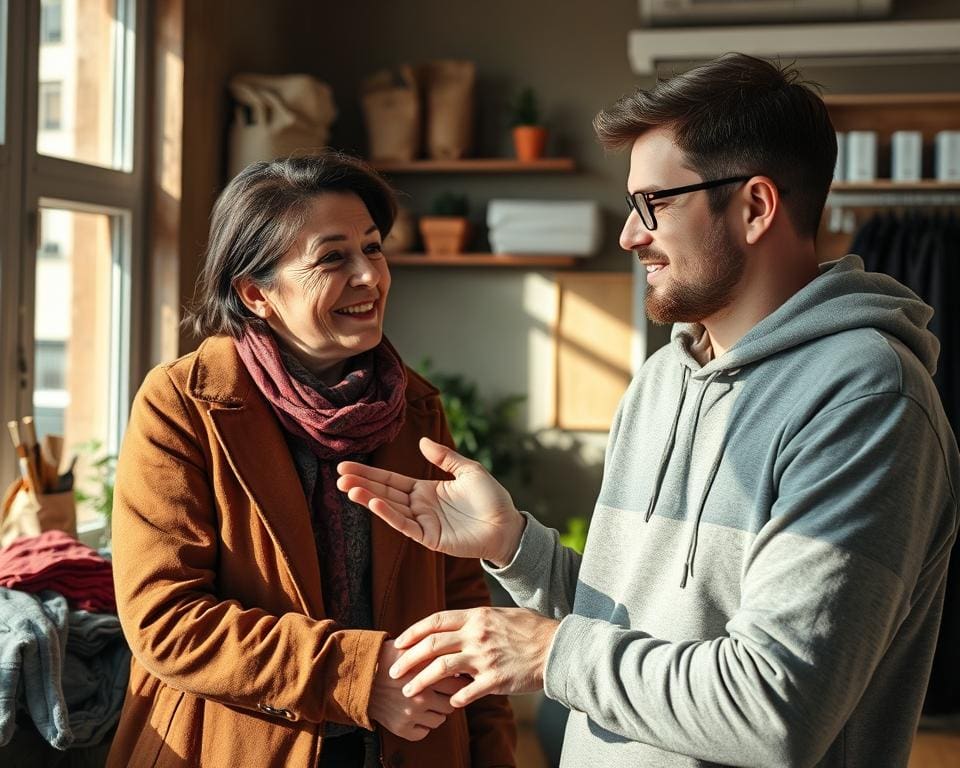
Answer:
[{"xmin": 333, "ymin": 299, "xmax": 378, "ymax": 321}]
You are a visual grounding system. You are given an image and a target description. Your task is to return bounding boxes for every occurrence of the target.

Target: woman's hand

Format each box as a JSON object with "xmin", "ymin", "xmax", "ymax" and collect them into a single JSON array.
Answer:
[
  {"xmin": 337, "ymin": 437, "xmax": 526, "ymax": 567},
  {"xmin": 369, "ymin": 640, "xmax": 468, "ymax": 741}
]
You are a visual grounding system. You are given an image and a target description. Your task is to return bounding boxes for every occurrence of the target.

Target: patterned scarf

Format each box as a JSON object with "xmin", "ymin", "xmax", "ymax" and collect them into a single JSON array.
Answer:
[{"xmin": 233, "ymin": 322, "xmax": 407, "ymax": 619}]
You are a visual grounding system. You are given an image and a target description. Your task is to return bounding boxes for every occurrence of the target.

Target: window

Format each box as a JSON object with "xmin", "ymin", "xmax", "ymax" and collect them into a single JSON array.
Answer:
[
  {"xmin": 0, "ymin": 0, "xmax": 145, "ymax": 537},
  {"xmin": 40, "ymin": 239, "xmax": 62, "ymax": 258},
  {"xmin": 33, "ymin": 206, "xmax": 131, "ymax": 528},
  {"xmin": 38, "ymin": 81, "xmax": 61, "ymax": 130},
  {"xmin": 39, "ymin": 0, "xmax": 61, "ymax": 44},
  {"xmin": 35, "ymin": 339, "xmax": 66, "ymax": 389},
  {"xmin": 36, "ymin": 0, "xmax": 135, "ymax": 170}
]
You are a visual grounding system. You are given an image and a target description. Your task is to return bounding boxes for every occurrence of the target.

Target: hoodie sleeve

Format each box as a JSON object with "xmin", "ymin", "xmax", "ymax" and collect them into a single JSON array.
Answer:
[
  {"xmin": 480, "ymin": 395, "xmax": 631, "ymax": 619},
  {"xmin": 543, "ymin": 390, "xmax": 958, "ymax": 767}
]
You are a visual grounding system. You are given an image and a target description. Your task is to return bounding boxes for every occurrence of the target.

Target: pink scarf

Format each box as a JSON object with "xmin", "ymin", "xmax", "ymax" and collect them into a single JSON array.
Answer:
[{"xmin": 233, "ymin": 322, "xmax": 406, "ymax": 620}]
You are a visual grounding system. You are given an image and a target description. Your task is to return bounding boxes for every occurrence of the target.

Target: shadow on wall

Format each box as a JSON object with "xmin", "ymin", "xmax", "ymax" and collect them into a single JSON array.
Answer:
[{"xmin": 503, "ymin": 428, "xmax": 606, "ymax": 533}]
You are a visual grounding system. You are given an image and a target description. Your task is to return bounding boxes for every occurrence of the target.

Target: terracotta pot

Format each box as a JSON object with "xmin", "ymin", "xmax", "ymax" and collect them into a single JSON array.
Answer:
[
  {"xmin": 419, "ymin": 216, "xmax": 471, "ymax": 255},
  {"xmin": 512, "ymin": 125, "xmax": 548, "ymax": 162}
]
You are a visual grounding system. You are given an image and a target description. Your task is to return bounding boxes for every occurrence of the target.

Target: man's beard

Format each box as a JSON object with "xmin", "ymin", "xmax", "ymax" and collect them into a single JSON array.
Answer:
[{"xmin": 644, "ymin": 218, "xmax": 745, "ymax": 325}]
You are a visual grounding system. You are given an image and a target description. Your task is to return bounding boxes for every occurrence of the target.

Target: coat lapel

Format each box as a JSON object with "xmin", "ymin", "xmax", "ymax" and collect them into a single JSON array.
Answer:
[{"xmin": 188, "ymin": 337, "xmax": 325, "ymax": 619}]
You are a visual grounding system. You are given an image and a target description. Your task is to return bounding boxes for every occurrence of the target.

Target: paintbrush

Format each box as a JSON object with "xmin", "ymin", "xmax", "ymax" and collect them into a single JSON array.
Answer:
[
  {"xmin": 20, "ymin": 416, "xmax": 44, "ymax": 492},
  {"xmin": 6, "ymin": 420, "xmax": 40, "ymax": 501}
]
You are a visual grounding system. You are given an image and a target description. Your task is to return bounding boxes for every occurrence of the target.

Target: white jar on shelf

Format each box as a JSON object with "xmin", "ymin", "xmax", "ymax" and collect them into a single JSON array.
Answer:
[
  {"xmin": 891, "ymin": 131, "xmax": 922, "ymax": 182},
  {"xmin": 935, "ymin": 131, "xmax": 960, "ymax": 182},
  {"xmin": 845, "ymin": 131, "xmax": 877, "ymax": 182},
  {"xmin": 834, "ymin": 132, "xmax": 846, "ymax": 182}
]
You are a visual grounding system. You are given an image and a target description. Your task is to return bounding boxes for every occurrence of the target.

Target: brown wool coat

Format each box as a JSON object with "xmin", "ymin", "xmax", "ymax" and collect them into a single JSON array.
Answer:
[{"xmin": 106, "ymin": 336, "xmax": 516, "ymax": 768}]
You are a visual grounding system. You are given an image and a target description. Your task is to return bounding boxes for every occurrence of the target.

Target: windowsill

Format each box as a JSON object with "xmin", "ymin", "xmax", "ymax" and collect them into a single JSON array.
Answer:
[{"xmin": 77, "ymin": 519, "xmax": 108, "ymax": 550}]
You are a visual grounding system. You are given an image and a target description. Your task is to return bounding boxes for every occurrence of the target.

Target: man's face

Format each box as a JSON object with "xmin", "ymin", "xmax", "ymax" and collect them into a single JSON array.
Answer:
[{"xmin": 621, "ymin": 127, "xmax": 745, "ymax": 325}]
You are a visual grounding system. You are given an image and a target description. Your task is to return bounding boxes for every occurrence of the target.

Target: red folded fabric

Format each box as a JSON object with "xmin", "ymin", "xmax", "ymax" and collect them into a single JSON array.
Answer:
[{"xmin": 0, "ymin": 530, "xmax": 115, "ymax": 612}]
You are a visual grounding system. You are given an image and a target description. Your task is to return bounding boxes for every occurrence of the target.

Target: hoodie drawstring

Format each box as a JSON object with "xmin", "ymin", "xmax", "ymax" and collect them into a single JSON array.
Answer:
[
  {"xmin": 641, "ymin": 361, "xmax": 727, "ymax": 589},
  {"xmin": 679, "ymin": 368, "xmax": 725, "ymax": 588},
  {"xmin": 644, "ymin": 366, "xmax": 691, "ymax": 522}
]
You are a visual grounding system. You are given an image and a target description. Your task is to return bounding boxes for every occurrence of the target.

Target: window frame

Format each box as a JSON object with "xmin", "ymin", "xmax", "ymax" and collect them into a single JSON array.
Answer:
[{"xmin": 0, "ymin": 0, "xmax": 147, "ymax": 542}]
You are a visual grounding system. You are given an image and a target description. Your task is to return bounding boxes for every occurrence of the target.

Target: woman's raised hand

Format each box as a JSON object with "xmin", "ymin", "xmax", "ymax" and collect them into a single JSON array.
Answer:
[{"xmin": 336, "ymin": 437, "xmax": 525, "ymax": 567}]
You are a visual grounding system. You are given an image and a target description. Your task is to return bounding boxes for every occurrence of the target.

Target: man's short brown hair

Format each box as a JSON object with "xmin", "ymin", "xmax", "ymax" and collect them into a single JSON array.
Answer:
[{"xmin": 595, "ymin": 53, "xmax": 836, "ymax": 238}]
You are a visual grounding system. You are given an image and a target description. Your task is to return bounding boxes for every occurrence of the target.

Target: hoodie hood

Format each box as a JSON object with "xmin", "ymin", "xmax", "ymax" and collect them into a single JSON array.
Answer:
[
  {"xmin": 672, "ymin": 254, "xmax": 939, "ymax": 378},
  {"xmin": 656, "ymin": 254, "xmax": 939, "ymax": 587}
]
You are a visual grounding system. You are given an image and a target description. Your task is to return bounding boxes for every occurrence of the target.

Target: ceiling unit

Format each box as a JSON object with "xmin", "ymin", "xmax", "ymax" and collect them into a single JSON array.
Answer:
[
  {"xmin": 628, "ymin": 19, "xmax": 960, "ymax": 74},
  {"xmin": 639, "ymin": 0, "xmax": 892, "ymax": 27}
]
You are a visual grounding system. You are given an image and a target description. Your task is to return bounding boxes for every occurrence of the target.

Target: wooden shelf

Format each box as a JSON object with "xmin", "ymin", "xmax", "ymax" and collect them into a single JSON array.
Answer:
[
  {"xmin": 371, "ymin": 158, "xmax": 576, "ymax": 173},
  {"xmin": 824, "ymin": 92, "xmax": 960, "ymax": 107},
  {"xmin": 831, "ymin": 181, "xmax": 960, "ymax": 192},
  {"xmin": 386, "ymin": 253, "xmax": 581, "ymax": 268},
  {"xmin": 824, "ymin": 93, "xmax": 960, "ymax": 140}
]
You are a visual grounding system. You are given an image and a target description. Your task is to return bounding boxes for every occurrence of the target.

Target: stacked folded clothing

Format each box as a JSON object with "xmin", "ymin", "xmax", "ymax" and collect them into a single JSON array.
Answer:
[
  {"xmin": 0, "ymin": 530, "xmax": 115, "ymax": 613},
  {"xmin": 0, "ymin": 588, "xmax": 130, "ymax": 750},
  {"xmin": 487, "ymin": 199, "xmax": 602, "ymax": 256}
]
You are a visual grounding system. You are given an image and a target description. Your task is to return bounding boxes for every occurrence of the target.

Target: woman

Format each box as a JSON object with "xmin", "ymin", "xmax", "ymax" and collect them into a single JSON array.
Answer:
[{"xmin": 107, "ymin": 153, "xmax": 516, "ymax": 768}]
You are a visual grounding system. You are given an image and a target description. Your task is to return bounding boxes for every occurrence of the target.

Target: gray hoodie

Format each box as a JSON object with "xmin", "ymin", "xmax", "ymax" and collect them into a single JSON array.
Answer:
[{"xmin": 488, "ymin": 255, "xmax": 960, "ymax": 767}]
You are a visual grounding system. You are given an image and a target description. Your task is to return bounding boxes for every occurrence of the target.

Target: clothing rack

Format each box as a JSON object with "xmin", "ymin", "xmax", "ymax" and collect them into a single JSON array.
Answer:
[{"xmin": 825, "ymin": 191, "xmax": 960, "ymax": 233}]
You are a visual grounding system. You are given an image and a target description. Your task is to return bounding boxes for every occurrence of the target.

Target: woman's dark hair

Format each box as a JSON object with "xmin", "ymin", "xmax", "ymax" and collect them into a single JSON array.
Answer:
[
  {"xmin": 594, "ymin": 53, "xmax": 836, "ymax": 238},
  {"xmin": 184, "ymin": 151, "xmax": 397, "ymax": 339}
]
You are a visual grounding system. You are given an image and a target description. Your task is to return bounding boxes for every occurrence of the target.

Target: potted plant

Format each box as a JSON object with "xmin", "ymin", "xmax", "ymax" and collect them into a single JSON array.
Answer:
[
  {"xmin": 74, "ymin": 439, "xmax": 117, "ymax": 550},
  {"xmin": 509, "ymin": 87, "xmax": 547, "ymax": 162},
  {"xmin": 419, "ymin": 192, "xmax": 471, "ymax": 256},
  {"xmin": 416, "ymin": 359, "xmax": 530, "ymax": 477}
]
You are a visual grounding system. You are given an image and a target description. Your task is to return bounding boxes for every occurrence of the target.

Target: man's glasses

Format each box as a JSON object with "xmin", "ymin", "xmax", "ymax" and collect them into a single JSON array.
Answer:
[{"xmin": 625, "ymin": 176, "xmax": 751, "ymax": 231}]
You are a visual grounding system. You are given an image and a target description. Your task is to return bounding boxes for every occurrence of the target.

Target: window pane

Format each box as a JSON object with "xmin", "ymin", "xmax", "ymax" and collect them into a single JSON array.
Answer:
[
  {"xmin": 39, "ymin": 81, "xmax": 63, "ymax": 130},
  {"xmin": 35, "ymin": 206, "xmax": 128, "ymax": 527},
  {"xmin": 40, "ymin": 0, "xmax": 63, "ymax": 43},
  {"xmin": 37, "ymin": 0, "xmax": 135, "ymax": 170}
]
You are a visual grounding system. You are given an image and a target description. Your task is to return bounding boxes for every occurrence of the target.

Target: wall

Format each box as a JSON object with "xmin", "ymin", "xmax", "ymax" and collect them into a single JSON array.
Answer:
[
  {"xmin": 165, "ymin": 0, "xmax": 960, "ymax": 526},
  {"xmin": 305, "ymin": 0, "xmax": 648, "ymax": 522}
]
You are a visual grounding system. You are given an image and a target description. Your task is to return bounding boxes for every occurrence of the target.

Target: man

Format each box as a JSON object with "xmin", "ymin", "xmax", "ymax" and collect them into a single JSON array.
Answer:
[{"xmin": 338, "ymin": 54, "xmax": 959, "ymax": 767}]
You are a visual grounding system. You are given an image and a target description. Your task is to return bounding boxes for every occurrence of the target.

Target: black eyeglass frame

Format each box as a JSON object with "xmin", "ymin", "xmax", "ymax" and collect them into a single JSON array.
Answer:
[{"xmin": 625, "ymin": 175, "xmax": 751, "ymax": 231}]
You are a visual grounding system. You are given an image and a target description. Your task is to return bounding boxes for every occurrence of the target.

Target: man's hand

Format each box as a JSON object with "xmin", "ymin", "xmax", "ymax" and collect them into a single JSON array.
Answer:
[
  {"xmin": 388, "ymin": 607, "xmax": 560, "ymax": 708},
  {"xmin": 369, "ymin": 640, "xmax": 468, "ymax": 742},
  {"xmin": 337, "ymin": 437, "xmax": 526, "ymax": 566}
]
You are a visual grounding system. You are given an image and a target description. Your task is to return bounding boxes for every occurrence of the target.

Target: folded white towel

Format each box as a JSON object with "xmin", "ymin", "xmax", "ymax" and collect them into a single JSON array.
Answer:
[
  {"xmin": 490, "ymin": 231, "xmax": 600, "ymax": 256},
  {"xmin": 487, "ymin": 199, "xmax": 601, "ymax": 230},
  {"xmin": 487, "ymin": 199, "xmax": 602, "ymax": 255}
]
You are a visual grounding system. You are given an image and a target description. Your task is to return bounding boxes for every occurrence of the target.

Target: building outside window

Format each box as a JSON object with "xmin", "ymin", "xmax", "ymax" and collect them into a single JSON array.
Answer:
[
  {"xmin": 40, "ymin": 0, "xmax": 63, "ymax": 44},
  {"xmin": 39, "ymin": 80, "xmax": 62, "ymax": 130}
]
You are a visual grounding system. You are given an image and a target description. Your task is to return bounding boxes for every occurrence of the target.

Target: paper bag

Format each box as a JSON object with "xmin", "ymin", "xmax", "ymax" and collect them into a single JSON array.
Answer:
[
  {"xmin": 1, "ymin": 477, "xmax": 76, "ymax": 549},
  {"xmin": 361, "ymin": 66, "xmax": 420, "ymax": 162},
  {"xmin": 419, "ymin": 60, "xmax": 475, "ymax": 160},
  {"xmin": 228, "ymin": 73, "xmax": 337, "ymax": 180}
]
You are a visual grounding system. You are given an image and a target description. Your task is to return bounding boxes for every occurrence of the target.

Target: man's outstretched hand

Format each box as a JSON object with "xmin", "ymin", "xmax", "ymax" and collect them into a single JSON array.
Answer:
[
  {"xmin": 388, "ymin": 607, "xmax": 560, "ymax": 708},
  {"xmin": 337, "ymin": 437, "xmax": 526, "ymax": 567}
]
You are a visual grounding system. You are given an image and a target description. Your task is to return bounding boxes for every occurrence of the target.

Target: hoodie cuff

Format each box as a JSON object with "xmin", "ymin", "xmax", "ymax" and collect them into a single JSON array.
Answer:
[
  {"xmin": 543, "ymin": 613, "xmax": 599, "ymax": 709},
  {"xmin": 482, "ymin": 511, "xmax": 555, "ymax": 590}
]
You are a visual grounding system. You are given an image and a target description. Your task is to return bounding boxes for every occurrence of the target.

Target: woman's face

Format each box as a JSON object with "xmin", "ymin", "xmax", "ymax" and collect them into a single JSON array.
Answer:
[{"xmin": 240, "ymin": 192, "xmax": 391, "ymax": 382}]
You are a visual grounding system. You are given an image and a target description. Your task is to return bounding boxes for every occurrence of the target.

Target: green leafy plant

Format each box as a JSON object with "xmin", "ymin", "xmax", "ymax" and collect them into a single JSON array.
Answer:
[
  {"xmin": 559, "ymin": 515, "xmax": 589, "ymax": 554},
  {"xmin": 417, "ymin": 359, "xmax": 529, "ymax": 476},
  {"xmin": 509, "ymin": 87, "xmax": 540, "ymax": 127},
  {"xmin": 74, "ymin": 440, "xmax": 117, "ymax": 530},
  {"xmin": 430, "ymin": 192, "xmax": 469, "ymax": 217}
]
